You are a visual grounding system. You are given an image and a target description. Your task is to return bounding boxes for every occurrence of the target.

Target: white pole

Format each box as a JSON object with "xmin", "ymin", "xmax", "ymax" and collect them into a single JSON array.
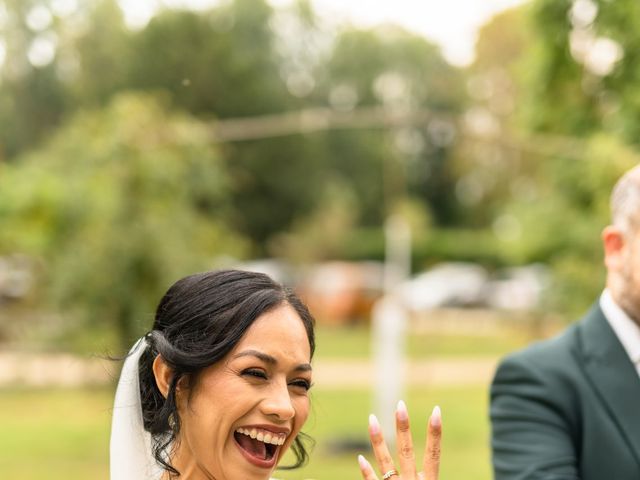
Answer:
[
  {"xmin": 372, "ymin": 296, "xmax": 406, "ymax": 441},
  {"xmin": 373, "ymin": 214, "xmax": 411, "ymax": 442},
  {"xmin": 383, "ymin": 214, "xmax": 412, "ymax": 292}
]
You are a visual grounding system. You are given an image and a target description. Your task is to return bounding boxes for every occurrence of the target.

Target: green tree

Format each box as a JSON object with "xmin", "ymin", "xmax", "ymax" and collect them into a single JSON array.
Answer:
[
  {"xmin": 525, "ymin": 0, "xmax": 640, "ymax": 142},
  {"xmin": 0, "ymin": 93, "xmax": 246, "ymax": 350},
  {"xmin": 317, "ymin": 26, "xmax": 466, "ymax": 226},
  {"xmin": 0, "ymin": 0, "xmax": 131, "ymax": 159},
  {"xmin": 0, "ymin": 0, "xmax": 470, "ymax": 260},
  {"xmin": 0, "ymin": 0, "xmax": 72, "ymax": 159},
  {"xmin": 69, "ymin": 0, "xmax": 131, "ymax": 106},
  {"xmin": 123, "ymin": 1, "xmax": 331, "ymax": 250},
  {"xmin": 492, "ymin": 0, "xmax": 640, "ymax": 315},
  {"xmin": 495, "ymin": 136, "xmax": 639, "ymax": 315},
  {"xmin": 452, "ymin": 5, "xmax": 536, "ymax": 227},
  {"xmin": 126, "ymin": 0, "xmax": 289, "ymax": 117},
  {"xmin": 448, "ymin": 3, "xmax": 640, "ymax": 316}
]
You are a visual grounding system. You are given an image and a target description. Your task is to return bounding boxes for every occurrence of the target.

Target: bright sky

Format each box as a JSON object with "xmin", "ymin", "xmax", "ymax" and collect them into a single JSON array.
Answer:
[{"xmin": 118, "ymin": 0, "xmax": 528, "ymax": 66}]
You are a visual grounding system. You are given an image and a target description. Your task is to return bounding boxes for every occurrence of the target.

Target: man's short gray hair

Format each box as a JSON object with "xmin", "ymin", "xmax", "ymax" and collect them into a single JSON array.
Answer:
[{"xmin": 611, "ymin": 165, "xmax": 640, "ymax": 234}]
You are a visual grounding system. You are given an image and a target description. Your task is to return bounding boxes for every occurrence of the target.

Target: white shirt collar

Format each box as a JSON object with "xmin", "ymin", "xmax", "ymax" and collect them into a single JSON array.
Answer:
[{"xmin": 600, "ymin": 289, "xmax": 640, "ymax": 375}]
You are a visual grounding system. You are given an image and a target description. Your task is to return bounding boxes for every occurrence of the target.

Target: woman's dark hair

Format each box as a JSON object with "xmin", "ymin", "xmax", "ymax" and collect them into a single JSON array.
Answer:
[{"xmin": 137, "ymin": 269, "xmax": 316, "ymax": 475}]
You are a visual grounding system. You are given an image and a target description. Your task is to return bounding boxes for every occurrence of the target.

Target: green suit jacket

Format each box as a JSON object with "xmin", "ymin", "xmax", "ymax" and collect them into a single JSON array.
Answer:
[{"xmin": 490, "ymin": 304, "xmax": 640, "ymax": 479}]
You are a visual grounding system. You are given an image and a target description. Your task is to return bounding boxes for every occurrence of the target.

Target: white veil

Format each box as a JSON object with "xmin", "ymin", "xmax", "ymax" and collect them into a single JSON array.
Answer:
[{"xmin": 110, "ymin": 338, "xmax": 164, "ymax": 480}]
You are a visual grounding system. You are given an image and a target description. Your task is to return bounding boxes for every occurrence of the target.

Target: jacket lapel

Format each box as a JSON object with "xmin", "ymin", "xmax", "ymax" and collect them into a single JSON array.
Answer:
[{"xmin": 579, "ymin": 304, "xmax": 640, "ymax": 464}]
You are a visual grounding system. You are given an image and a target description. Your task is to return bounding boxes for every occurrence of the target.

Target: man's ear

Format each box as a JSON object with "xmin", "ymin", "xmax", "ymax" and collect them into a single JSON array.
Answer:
[
  {"xmin": 152, "ymin": 355, "xmax": 173, "ymax": 399},
  {"xmin": 602, "ymin": 225, "xmax": 626, "ymax": 271}
]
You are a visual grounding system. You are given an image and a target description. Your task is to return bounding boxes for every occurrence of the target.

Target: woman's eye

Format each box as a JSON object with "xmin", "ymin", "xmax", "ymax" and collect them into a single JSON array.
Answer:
[
  {"xmin": 290, "ymin": 379, "xmax": 312, "ymax": 391},
  {"xmin": 242, "ymin": 369, "xmax": 267, "ymax": 380}
]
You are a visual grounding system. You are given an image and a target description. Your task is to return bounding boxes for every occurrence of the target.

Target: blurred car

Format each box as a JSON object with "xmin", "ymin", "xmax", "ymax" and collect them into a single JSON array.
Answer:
[
  {"xmin": 484, "ymin": 264, "xmax": 550, "ymax": 311},
  {"xmin": 397, "ymin": 262, "xmax": 489, "ymax": 311},
  {"xmin": 298, "ymin": 261, "xmax": 384, "ymax": 325}
]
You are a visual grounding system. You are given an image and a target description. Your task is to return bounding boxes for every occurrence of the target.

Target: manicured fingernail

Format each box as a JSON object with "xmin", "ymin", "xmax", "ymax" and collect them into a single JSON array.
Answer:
[
  {"xmin": 430, "ymin": 405, "xmax": 442, "ymax": 427},
  {"xmin": 358, "ymin": 454, "xmax": 369, "ymax": 469},
  {"xmin": 397, "ymin": 400, "xmax": 408, "ymax": 421},
  {"xmin": 369, "ymin": 413, "xmax": 381, "ymax": 435}
]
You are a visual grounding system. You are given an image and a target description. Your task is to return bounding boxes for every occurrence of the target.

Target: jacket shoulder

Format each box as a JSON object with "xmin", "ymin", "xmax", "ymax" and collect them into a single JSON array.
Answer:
[
  {"xmin": 491, "ymin": 321, "xmax": 585, "ymax": 410},
  {"xmin": 500, "ymin": 322, "xmax": 579, "ymax": 372}
]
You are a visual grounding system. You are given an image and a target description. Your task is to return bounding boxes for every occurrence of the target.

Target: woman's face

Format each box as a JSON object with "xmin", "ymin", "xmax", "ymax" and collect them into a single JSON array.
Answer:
[{"xmin": 171, "ymin": 303, "xmax": 313, "ymax": 480}]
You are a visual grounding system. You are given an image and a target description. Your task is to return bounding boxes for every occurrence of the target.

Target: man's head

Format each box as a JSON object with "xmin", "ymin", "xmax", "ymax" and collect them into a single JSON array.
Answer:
[{"xmin": 602, "ymin": 164, "xmax": 640, "ymax": 324}]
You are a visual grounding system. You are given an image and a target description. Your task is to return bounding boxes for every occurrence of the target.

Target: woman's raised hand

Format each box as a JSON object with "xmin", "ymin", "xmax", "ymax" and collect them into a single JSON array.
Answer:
[{"xmin": 357, "ymin": 402, "xmax": 442, "ymax": 480}]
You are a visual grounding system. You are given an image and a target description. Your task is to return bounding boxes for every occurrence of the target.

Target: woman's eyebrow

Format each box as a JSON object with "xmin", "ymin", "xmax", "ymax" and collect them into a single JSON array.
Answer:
[
  {"xmin": 233, "ymin": 349, "xmax": 277, "ymax": 364},
  {"xmin": 294, "ymin": 363, "xmax": 313, "ymax": 372},
  {"xmin": 232, "ymin": 349, "xmax": 312, "ymax": 372}
]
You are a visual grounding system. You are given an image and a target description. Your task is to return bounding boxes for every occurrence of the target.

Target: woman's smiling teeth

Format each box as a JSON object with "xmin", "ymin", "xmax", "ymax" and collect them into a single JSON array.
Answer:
[{"xmin": 235, "ymin": 428, "xmax": 287, "ymax": 446}]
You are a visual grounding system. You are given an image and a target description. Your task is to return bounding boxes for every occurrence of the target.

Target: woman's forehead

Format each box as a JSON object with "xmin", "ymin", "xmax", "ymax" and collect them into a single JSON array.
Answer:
[{"xmin": 233, "ymin": 305, "xmax": 311, "ymax": 359}]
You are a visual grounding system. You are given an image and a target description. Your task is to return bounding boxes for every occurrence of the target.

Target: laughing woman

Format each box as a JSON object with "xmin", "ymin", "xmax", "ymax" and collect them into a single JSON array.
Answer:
[{"xmin": 110, "ymin": 269, "xmax": 441, "ymax": 480}]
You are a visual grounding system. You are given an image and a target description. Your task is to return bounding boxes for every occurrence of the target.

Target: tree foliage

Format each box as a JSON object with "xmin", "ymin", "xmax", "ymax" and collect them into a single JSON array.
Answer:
[
  {"xmin": 525, "ymin": 0, "xmax": 640, "ymax": 141},
  {"xmin": 0, "ymin": 94, "xmax": 245, "ymax": 348},
  {"xmin": 462, "ymin": 0, "xmax": 640, "ymax": 316},
  {"xmin": 5, "ymin": 0, "xmax": 639, "ymax": 340}
]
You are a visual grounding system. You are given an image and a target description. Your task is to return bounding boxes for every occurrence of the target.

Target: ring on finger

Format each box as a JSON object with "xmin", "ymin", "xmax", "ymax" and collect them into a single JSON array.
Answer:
[{"xmin": 382, "ymin": 470, "xmax": 399, "ymax": 480}]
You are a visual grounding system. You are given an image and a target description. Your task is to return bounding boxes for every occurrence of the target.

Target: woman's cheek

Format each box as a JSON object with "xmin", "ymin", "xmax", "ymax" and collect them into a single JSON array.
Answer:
[{"xmin": 295, "ymin": 396, "xmax": 311, "ymax": 427}]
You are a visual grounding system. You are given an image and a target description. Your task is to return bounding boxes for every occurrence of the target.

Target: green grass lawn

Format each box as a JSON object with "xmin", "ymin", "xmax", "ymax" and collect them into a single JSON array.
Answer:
[
  {"xmin": 0, "ymin": 387, "xmax": 112, "ymax": 480},
  {"xmin": 314, "ymin": 323, "xmax": 533, "ymax": 359},
  {"xmin": 0, "ymin": 384, "xmax": 491, "ymax": 479}
]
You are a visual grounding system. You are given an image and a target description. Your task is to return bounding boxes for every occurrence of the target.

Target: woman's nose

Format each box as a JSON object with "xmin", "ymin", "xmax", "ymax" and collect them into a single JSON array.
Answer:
[{"xmin": 260, "ymin": 381, "xmax": 296, "ymax": 420}]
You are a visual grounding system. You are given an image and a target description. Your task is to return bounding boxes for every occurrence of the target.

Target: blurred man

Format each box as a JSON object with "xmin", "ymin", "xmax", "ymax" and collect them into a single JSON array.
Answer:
[{"xmin": 490, "ymin": 165, "xmax": 640, "ymax": 479}]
